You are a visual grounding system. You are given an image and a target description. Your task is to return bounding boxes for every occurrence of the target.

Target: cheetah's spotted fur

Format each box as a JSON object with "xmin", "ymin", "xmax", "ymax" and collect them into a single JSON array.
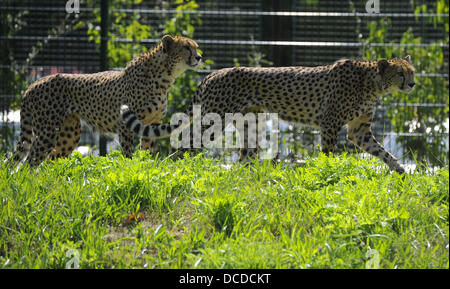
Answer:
[
  {"xmin": 124, "ymin": 56, "xmax": 415, "ymax": 173},
  {"xmin": 7, "ymin": 35, "xmax": 202, "ymax": 167}
]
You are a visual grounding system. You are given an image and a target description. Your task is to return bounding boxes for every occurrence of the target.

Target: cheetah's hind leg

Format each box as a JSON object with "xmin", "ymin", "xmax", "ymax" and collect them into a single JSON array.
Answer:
[
  {"xmin": 48, "ymin": 113, "xmax": 81, "ymax": 161},
  {"xmin": 25, "ymin": 115, "xmax": 64, "ymax": 167}
]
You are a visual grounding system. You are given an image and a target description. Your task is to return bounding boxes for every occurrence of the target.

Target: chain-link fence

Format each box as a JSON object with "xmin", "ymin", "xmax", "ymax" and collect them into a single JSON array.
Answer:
[{"xmin": 1, "ymin": 0, "xmax": 448, "ymax": 168}]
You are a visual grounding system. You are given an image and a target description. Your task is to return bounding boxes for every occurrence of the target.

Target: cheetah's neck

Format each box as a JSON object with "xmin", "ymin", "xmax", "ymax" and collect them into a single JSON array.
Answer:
[
  {"xmin": 124, "ymin": 43, "xmax": 181, "ymax": 92},
  {"xmin": 359, "ymin": 61, "xmax": 385, "ymax": 98}
]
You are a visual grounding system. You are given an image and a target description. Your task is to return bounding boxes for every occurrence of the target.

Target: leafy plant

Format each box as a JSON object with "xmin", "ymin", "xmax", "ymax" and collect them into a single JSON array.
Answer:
[{"xmin": 358, "ymin": 2, "xmax": 449, "ymax": 166}]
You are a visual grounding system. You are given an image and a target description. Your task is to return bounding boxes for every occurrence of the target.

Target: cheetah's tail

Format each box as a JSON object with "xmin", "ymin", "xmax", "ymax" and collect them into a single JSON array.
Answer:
[
  {"xmin": 5, "ymin": 109, "xmax": 33, "ymax": 168},
  {"xmin": 121, "ymin": 77, "xmax": 207, "ymax": 140},
  {"xmin": 121, "ymin": 101, "xmax": 196, "ymax": 141}
]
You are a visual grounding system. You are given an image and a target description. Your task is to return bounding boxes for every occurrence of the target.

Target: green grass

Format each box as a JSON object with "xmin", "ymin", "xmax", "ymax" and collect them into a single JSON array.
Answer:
[{"xmin": 0, "ymin": 151, "xmax": 448, "ymax": 269}]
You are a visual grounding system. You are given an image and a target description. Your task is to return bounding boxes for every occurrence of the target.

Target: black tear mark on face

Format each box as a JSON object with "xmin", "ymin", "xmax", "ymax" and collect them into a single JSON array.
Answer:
[
  {"xmin": 184, "ymin": 45, "xmax": 193, "ymax": 64},
  {"xmin": 398, "ymin": 72, "xmax": 405, "ymax": 89}
]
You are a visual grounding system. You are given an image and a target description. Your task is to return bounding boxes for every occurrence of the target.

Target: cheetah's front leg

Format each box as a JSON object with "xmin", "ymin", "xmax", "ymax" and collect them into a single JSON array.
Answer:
[
  {"xmin": 320, "ymin": 110, "xmax": 346, "ymax": 155},
  {"xmin": 134, "ymin": 99, "xmax": 165, "ymax": 154},
  {"xmin": 118, "ymin": 122, "xmax": 136, "ymax": 158},
  {"xmin": 347, "ymin": 116, "xmax": 405, "ymax": 174},
  {"xmin": 140, "ymin": 138, "xmax": 156, "ymax": 152},
  {"xmin": 320, "ymin": 125, "xmax": 340, "ymax": 155},
  {"xmin": 238, "ymin": 117, "xmax": 259, "ymax": 161}
]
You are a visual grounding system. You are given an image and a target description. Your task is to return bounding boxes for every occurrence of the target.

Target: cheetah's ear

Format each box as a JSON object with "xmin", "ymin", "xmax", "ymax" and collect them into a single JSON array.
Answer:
[
  {"xmin": 404, "ymin": 55, "xmax": 412, "ymax": 63},
  {"xmin": 162, "ymin": 35, "xmax": 175, "ymax": 53},
  {"xmin": 377, "ymin": 59, "xmax": 389, "ymax": 75}
]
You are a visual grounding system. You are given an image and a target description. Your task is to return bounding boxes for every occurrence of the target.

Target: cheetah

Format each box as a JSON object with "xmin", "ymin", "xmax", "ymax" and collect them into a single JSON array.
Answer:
[
  {"xmin": 7, "ymin": 35, "xmax": 202, "ymax": 167},
  {"xmin": 122, "ymin": 56, "xmax": 415, "ymax": 174}
]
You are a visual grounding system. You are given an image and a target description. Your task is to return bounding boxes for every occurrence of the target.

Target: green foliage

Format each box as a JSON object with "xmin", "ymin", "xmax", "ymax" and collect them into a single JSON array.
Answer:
[
  {"xmin": 0, "ymin": 153, "xmax": 448, "ymax": 268},
  {"xmin": 358, "ymin": 1, "xmax": 449, "ymax": 166},
  {"xmin": 84, "ymin": 0, "xmax": 153, "ymax": 68},
  {"xmin": 164, "ymin": 0, "xmax": 201, "ymax": 37}
]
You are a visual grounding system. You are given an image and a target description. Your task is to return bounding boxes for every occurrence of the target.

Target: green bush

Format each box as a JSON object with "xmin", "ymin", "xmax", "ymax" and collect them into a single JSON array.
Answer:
[{"xmin": 358, "ymin": 1, "xmax": 449, "ymax": 166}]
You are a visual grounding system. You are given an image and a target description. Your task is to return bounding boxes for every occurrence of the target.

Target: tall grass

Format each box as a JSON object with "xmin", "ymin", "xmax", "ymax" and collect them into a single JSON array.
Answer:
[{"xmin": 0, "ymin": 151, "xmax": 448, "ymax": 268}]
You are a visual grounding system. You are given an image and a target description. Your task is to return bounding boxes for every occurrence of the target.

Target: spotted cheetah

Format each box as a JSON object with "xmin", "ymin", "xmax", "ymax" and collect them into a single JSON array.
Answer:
[
  {"xmin": 7, "ymin": 35, "xmax": 202, "ymax": 167},
  {"xmin": 123, "ymin": 56, "xmax": 415, "ymax": 173}
]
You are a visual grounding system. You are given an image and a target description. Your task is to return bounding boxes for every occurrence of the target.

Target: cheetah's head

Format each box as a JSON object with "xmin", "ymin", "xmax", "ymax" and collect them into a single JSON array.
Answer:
[
  {"xmin": 377, "ymin": 55, "xmax": 416, "ymax": 94},
  {"xmin": 162, "ymin": 35, "xmax": 202, "ymax": 72}
]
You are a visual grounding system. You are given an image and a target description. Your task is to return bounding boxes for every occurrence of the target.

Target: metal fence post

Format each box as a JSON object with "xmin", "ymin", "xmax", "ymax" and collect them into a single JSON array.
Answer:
[
  {"xmin": 99, "ymin": 0, "xmax": 109, "ymax": 156},
  {"xmin": 261, "ymin": 0, "xmax": 294, "ymax": 67}
]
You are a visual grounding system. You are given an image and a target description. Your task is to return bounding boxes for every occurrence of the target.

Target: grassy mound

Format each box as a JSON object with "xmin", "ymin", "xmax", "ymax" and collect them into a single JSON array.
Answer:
[{"xmin": 0, "ymin": 151, "xmax": 448, "ymax": 268}]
